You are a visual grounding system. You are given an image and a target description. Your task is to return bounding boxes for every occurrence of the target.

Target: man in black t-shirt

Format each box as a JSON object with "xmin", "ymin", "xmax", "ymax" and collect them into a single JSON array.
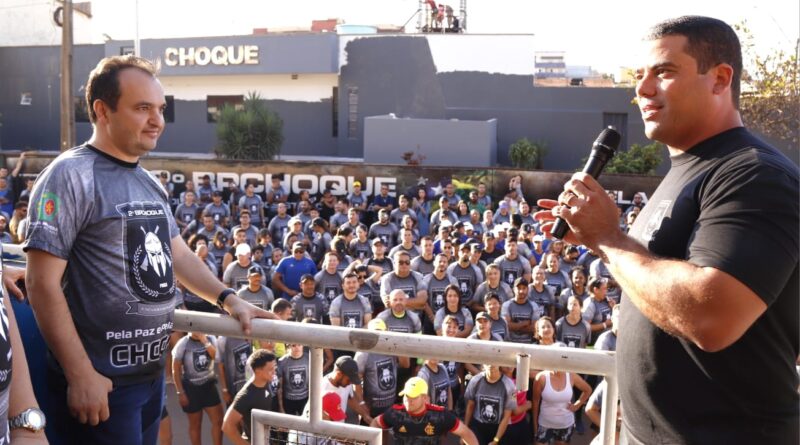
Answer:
[
  {"xmin": 536, "ymin": 16, "xmax": 798, "ymax": 444},
  {"xmin": 222, "ymin": 350, "xmax": 277, "ymax": 444},
  {"xmin": 371, "ymin": 377, "xmax": 478, "ymax": 445}
]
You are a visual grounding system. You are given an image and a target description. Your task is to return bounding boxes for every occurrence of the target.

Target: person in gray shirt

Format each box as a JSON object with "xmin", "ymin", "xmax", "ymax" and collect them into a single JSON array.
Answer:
[
  {"xmin": 267, "ymin": 202, "xmax": 291, "ymax": 247},
  {"xmin": 354, "ymin": 319, "xmax": 410, "ymax": 418},
  {"xmin": 238, "ymin": 182, "xmax": 265, "ymax": 227},
  {"xmin": 501, "ymin": 278, "xmax": 543, "ymax": 344},
  {"xmin": 349, "ymin": 224, "xmax": 372, "ymax": 261},
  {"xmin": 329, "ymin": 273, "xmax": 373, "ymax": 329},
  {"xmin": 230, "ymin": 211, "xmax": 259, "ymax": 248},
  {"xmin": 223, "ymin": 243, "xmax": 260, "ymax": 289},
  {"xmin": 172, "ymin": 332, "xmax": 224, "ymax": 444},
  {"xmin": 290, "ymin": 274, "xmax": 329, "ymax": 323},
  {"xmin": 388, "ymin": 228, "xmax": 420, "ymax": 261},
  {"xmin": 555, "ymin": 296, "xmax": 592, "ymax": 349},
  {"xmin": 417, "ymin": 359, "xmax": 453, "ymax": 409},
  {"xmin": 204, "ymin": 191, "xmax": 231, "ymax": 227},
  {"xmin": 379, "ymin": 252, "xmax": 427, "ymax": 311},
  {"xmin": 368, "ymin": 209, "xmax": 399, "ymax": 250},
  {"xmin": 447, "ymin": 245, "xmax": 484, "ymax": 310},
  {"xmin": 315, "ymin": 253, "xmax": 343, "ymax": 307},
  {"xmin": 529, "ymin": 265, "xmax": 556, "ymax": 320},
  {"xmin": 217, "ymin": 336, "xmax": 252, "ymax": 405},
  {"xmin": 389, "ymin": 195, "xmax": 417, "ymax": 227},
  {"xmin": 582, "ymin": 277, "xmax": 615, "ymax": 345},
  {"xmin": 493, "ymin": 241, "xmax": 532, "ymax": 288},
  {"xmin": 472, "ymin": 264, "xmax": 513, "ymax": 313},
  {"xmin": 410, "ymin": 236, "xmax": 436, "ymax": 275},
  {"xmin": 174, "ymin": 190, "xmax": 199, "ymax": 232},
  {"xmin": 464, "ymin": 364, "xmax": 516, "ymax": 444},
  {"xmin": 277, "ymin": 343, "xmax": 310, "ymax": 415},
  {"xmin": 420, "ymin": 254, "xmax": 458, "ymax": 317},
  {"xmin": 468, "ymin": 312, "xmax": 504, "ymax": 342},
  {"xmin": 433, "ymin": 287, "xmax": 474, "ymax": 337},
  {"xmin": 483, "ymin": 293, "xmax": 510, "ymax": 341},
  {"xmin": 594, "ymin": 305, "xmax": 619, "ymax": 352},
  {"xmin": 376, "ymin": 290, "xmax": 422, "ymax": 334},
  {"xmin": 236, "ymin": 265, "xmax": 275, "ymax": 310}
]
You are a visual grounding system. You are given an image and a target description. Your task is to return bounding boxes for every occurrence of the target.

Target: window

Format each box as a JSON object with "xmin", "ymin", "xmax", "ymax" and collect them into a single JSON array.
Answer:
[
  {"xmin": 74, "ymin": 96, "xmax": 90, "ymax": 122},
  {"xmin": 347, "ymin": 86, "xmax": 358, "ymax": 139},
  {"xmin": 207, "ymin": 95, "xmax": 244, "ymax": 123},
  {"xmin": 332, "ymin": 86, "xmax": 338, "ymax": 138},
  {"xmin": 602, "ymin": 113, "xmax": 628, "ymax": 150}
]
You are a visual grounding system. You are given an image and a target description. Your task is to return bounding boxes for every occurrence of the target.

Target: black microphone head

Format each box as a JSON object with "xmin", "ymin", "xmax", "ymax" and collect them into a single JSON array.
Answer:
[{"xmin": 594, "ymin": 127, "xmax": 622, "ymax": 153}]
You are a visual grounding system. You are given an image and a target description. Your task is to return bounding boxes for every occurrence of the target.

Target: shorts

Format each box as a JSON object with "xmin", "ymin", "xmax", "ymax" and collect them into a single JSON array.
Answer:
[
  {"xmin": 535, "ymin": 424, "xmax": 575, "ymax": 443},
  {"xmin": 182, "ymin": 378, "xmax": 222, "ymax": 414}
]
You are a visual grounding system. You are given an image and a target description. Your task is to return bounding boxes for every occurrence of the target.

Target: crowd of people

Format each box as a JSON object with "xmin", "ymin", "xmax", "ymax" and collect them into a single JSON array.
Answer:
[{"xmin": 140, "ymin": 173, "xmax": 641, "ymax": 445}]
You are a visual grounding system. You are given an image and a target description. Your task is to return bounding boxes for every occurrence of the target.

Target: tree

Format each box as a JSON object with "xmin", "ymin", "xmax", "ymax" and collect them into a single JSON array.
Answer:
[
  {"xmin": 215, "ymin": 92, "xmax": 284, "ymax": 160},
  {"xmin": 601, "ymin": 142, "xmax": 664, "ymax": 175},
  {"xmin": 509, "ymin": 138, "xmax": 547, "ymax": 169},
  {"xmin": 736, "ymin": 22, "xmax": 799, "ymax": 145}
]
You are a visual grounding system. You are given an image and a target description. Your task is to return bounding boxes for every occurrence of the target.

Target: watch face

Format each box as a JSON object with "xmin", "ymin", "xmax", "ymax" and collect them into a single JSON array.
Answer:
[{"xmin": 26, "ymin": 410, "xmax": 45, "ymax": 429}]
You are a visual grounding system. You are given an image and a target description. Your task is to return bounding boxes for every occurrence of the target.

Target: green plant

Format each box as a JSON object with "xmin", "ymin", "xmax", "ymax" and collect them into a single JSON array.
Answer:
[
  {"xmin": 601, "ymin": 142, "xmax": 664, "ymax": 175},
  {"xmin": 509, "ymin": 138, "xmax": 547, "ymax": 169},
  {"xmin": 215, "ymin": 91, "xmax": 284, "ymax": 160}
]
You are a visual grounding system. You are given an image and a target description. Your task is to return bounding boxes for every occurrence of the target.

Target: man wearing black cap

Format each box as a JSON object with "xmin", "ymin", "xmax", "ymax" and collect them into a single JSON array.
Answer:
[
  {"xmin": 308, "ymin": 356, "xmax": 373, "ymax": 425},
  {"xmin": 365, "ymin": 238, "xmax": 393, "ymax": 275},
  {"xmin": 289, "ymin": 274, "xmax": 328, "ymax": 323},
  {"xmin": 500, "ymin": 277, "xmax": 543, "ymax": 344},
  {"xmin": 235, "ymin": 265, "xmax": 274, "ymax": 310},
  {"xmin": 273, "ymin": 242, "xmax": 317, "ymax": 299}
]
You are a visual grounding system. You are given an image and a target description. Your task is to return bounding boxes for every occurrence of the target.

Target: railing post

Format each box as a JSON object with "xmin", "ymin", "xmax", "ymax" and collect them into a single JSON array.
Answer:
[
  {"xmin": 600, "ymin": 375, "xmax": 620, "ymax": 445},
  {"xmin": 252, "ymin": 416, "xmax": 267, "ymax": 445},
  {"xmin": 309, "ymin": 347, "xmax": 323, "ymax": 425},
  {"xmin": 515, "ymin": 353, "xmax": 530, "ymax": 392}
]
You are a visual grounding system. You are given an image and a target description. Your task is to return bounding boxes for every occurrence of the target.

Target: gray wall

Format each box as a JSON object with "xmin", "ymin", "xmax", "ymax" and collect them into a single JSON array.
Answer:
[{"xmin": 364, "ymin": 115, "xmax": 497, "ymax": 166}]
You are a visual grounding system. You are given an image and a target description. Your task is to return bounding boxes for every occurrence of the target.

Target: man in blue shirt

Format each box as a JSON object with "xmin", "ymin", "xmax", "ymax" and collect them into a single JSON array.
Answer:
[{"xmin": 273, "ymin": 242, "xmax": 317, "ymax": 299}]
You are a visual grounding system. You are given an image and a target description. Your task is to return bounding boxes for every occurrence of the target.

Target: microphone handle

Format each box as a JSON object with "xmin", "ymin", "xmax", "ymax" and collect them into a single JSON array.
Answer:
[{"xmin": 550, "ymin": 152, "xmax": 609, "ymax": 239}]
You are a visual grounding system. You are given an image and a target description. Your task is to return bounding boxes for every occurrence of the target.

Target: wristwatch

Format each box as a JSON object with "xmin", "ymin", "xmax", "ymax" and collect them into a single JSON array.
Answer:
[{"xmin": 8, "ymin": 407, "xmax": 46, "ymax": 432}]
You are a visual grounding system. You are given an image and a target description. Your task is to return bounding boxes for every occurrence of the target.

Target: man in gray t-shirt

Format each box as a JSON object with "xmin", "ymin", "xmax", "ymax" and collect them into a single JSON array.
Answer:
[
  {"xmin": 24, "ymin": 58, "xmax": 271, "ymax": 440},
  {"xmin": 500, "ymin": 278, "xmax": 542, "ymax": 344},
  {"xmin": 217, "ymin": 336, "xmax": 252, "ymax": 401},
  {"xmin": 277, "ymin": 345, "xmax": 310, "ymax": 415},
  {"xmin": 329, "ymin": 274, "xmax": 373, "ymax": 329},
  {"xmin": 172, "ymin": 334, "xmax": 218, "ymax": 386},
  {"xmin": 236, "ymin": 265, "xmax": 275, "ymax": 310}
]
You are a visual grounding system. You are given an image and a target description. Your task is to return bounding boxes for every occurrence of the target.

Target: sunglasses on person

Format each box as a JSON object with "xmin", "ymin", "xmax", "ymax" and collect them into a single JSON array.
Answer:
[{"xmin": 397, "ymin": 260, "xmax": 411, "ymax": 265}]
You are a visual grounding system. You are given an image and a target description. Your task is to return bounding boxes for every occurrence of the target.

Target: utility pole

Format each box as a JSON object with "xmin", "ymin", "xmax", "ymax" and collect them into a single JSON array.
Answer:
[{"xmin": 59, "ymin": 0, "xmax": 75, "ymax": 151}]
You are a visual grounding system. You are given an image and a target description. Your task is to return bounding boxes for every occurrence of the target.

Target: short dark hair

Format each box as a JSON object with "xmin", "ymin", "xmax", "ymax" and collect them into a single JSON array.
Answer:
[
  {"xmin": 187, "ymin": 233, "xmax": 208, "ymax": 250},
  {"xmin": 588, "ymin": 277, "xmax": 606, "ymax": 292},
  {"xmin": 271, "ymin": 299, "xmax": 292, "ymax": 314},
  {"xmin": 646, "ymin": 16, "xmax": 742, "ymax": 108},
  {"xmin": 247, "ymin": 349, "xmax": 276, "ymax": 371},
  {"xmin": 85, "ymin": 55, "xmax": 158, "ymax": 123}
]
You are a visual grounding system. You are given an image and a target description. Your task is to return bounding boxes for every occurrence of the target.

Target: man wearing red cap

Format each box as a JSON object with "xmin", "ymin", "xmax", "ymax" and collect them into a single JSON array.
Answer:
[{"xmin": 371, "ymin": 377, "xmax": 478, "ymax": 445}]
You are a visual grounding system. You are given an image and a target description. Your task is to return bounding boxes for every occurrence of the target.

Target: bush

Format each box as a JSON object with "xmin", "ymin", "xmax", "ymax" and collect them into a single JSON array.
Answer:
[
  {"xmin": 509, "ymin": 138, "xmax": 547, "ymax": 169},
  {"xmin": 603, "ymin": 142, "xmax": 664, "ymax": 175},
  {"xmin": 216, "ymin": 92, "xmax": 284, "ymax": 160}
]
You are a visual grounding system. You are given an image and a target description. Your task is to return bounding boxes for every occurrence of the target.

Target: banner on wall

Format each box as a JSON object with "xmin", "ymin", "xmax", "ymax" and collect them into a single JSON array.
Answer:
[{"xmin": 9, "ymin": 154, "xmax": 662, "ymax": 207}]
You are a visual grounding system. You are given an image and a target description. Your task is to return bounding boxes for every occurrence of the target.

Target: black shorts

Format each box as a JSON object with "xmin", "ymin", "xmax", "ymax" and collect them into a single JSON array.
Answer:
[{"xmin": 182, "ymin": 378, "xmax": 221, "ymax": 414}]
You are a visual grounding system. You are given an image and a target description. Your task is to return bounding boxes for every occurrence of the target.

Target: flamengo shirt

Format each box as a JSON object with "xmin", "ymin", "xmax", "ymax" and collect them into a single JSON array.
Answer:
[
  {"xmin": 621, "ymin": 128, "xmax": 799, "ymax": 444},
  {"xmin": 24, "ymin": 145, "xmax": 179, "ymax": 383},
  {"xmin": 378, "ymin": 404, "xmax": 459, "ymax": 445}
]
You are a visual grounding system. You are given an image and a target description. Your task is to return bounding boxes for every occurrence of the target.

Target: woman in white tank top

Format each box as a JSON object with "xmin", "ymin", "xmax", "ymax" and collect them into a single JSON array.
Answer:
[{"xmin": 532, "ymin": 366, "xmax": 592, "ymax": 444}]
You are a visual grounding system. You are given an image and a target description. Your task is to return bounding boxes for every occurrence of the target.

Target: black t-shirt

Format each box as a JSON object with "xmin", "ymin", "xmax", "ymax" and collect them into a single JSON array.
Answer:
[
  {"xmin": 232, "ymin": 380, "xmax": 274, "ymax": 440},
  {"xmin": 378, "ymin": 403, "xmax": 459, "ymax": 445},
  {"xmin": 621, "ymin": 128, "xmax": 799, "ymax": 444}
]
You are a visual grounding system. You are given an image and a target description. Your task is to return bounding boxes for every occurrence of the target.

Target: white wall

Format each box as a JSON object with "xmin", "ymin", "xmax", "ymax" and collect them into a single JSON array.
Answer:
[
  {"xmin": 159, "ymin": 73, "xmax": 338, "ymax": 102},
  {"xmin": 0, "ymin": 1, "xmax": 95, "ymax": 47}
]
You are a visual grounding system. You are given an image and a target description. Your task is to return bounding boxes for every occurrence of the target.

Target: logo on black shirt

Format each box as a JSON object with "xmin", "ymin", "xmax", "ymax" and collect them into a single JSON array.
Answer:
[
  {"xmin": 478, "ymin": 395, "xmax": 500, "ymax": 423},
  {"xmin": 234, "ymin": 343, "xmax": 251, "ymax": 374},
  {"xmin": 119, "ymin": 201, "xmax": 175, "ymax": 316},
  {"xmin": 289, "ymin": 368, "xmax": 307, "ymax": 389},
  {"xmin": 193, "ymin": 349, "xmax": 211, "ymax": 372}
]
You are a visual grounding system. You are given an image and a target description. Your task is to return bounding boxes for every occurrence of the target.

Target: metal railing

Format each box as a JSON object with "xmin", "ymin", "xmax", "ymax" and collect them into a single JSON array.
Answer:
[{"xmin": 174, "ymin": 310, "xmax": 619, "ymax": 445}]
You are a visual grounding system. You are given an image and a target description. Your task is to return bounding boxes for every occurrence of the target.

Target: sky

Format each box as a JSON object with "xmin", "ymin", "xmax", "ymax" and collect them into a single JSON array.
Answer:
[{"xmin": 81, "ymin": 0, "xmax": 800, "ymax": 75}]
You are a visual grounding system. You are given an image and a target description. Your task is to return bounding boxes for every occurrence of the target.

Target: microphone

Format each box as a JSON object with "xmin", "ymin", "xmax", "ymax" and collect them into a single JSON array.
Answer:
[{"xmin": 550, "ymin": 126, "xmax": 621, "ymax": 240}]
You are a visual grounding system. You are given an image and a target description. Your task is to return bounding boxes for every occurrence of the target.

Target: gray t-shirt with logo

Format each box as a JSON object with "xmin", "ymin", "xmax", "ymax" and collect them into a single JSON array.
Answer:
[
  {"xmin": 555, "ymin": 317, "xmax": 591, "ymax": 349},
  {"xmin": 446, "ymin": 262, "xmax": 484, "ymax": 306},
  {"xmin": 501, "ymin": 299, "xmax": 543, "ymax": 344},
  {"xmin": 464, "ymin": 373, "xmax": 517, "ymax": 425},
  {"xmin": 173, "ymin": 335, "xmax": 218, "ymax": 386},
  {"xmin": 24, "ymin": 145, "xmax": 179, "ymax": 382},
  {"xmin": 278, "ymin": 353, "xmax": 310, "ymax": 401},
  {"xmin": 473, "ymin": 282, "xmax": 513, "ymax": 306},
  {"xmin": 218, "ymin": 336, "xmax": 252, "ymax": 395},
  {"xmin": 236, "ymin": 285, "xmax": 275, "ymax": 310},
  {"xmin": 290, "ymin": 293, "xmax": 329, "ymax": 323},
  {"xmin": 315, "ymin": 270, "xmax": 343, "ymax": 306},
  {"xmin": 493, "ymin": 255, "xmax": 532, "ymax": 288},
  {"xmin": 355, "ymin": 352, "xmax": 399, "ymax": 410},
  {"xmin": 376, "ymin": 309, "xmax": 422, "ymax": 334},
  {"xmin": 379, "ymin": 271, "xmax": 424, "ymax": 301},
  {"xmin": 421, "ymin": 273, "xmax": 458, "ymax": 313},
  {"xmin": 417, "ymin": 363, "xmax": 451, "ymax": 408},
  {"xmin": 329, "ymin": 294, "xmax": 373, "ymax": 329}
]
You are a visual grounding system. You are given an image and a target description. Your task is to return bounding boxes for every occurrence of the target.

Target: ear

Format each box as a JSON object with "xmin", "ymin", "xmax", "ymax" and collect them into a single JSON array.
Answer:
[
  {"xmin": 711, "ymin": 63, "xmax": 734, "ymax": 96},
  {"xmin": 93, "ymin": 99, "xmax": 109, "ymax": 123}
]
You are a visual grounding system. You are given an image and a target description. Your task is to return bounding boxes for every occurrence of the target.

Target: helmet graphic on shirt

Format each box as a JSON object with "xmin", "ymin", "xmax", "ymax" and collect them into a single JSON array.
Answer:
[
  {"xmin": 479, "ymin": 396, "xmax": 500, "ymax": 423},
  {"xmin": 376, "ymin": 360, "xmax": 395, "ymax": 391},
  {"xmin": 120, "ymin": 201, "xmax": 175, "ymax": 315},
  {"xmin": 291, "ymin": 369, "xmax": 306, "ymax": 388}
]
